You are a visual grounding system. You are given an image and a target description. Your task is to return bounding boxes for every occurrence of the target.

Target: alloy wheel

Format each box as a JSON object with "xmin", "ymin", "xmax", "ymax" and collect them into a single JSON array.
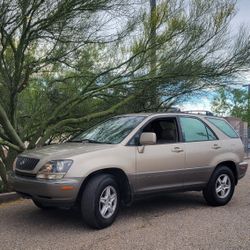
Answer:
[{"xmin": 99, "ymin": 185, "xmax": 117, "ymax": 219}]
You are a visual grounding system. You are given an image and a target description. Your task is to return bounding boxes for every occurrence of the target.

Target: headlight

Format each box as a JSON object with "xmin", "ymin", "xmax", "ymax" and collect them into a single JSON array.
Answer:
[{"xmin": 36, "ymin": 160, "xmax": 73, "ymax": 180}]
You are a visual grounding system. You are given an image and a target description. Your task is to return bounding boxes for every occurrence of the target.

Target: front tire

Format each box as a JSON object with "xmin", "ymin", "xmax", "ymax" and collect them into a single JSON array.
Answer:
[
  {"xmin": 203, "ymin": 166, "xmax": 235, "ymax": 206},
  {"xmin": 81, "ymin": 174, "xmax": 120, "ymax": 229}
]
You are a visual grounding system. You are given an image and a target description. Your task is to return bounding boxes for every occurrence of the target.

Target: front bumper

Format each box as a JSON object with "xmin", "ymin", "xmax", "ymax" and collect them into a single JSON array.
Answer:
[{"xmin": 10, "ymin": 173, "xmax": 83, "ymax": 206}]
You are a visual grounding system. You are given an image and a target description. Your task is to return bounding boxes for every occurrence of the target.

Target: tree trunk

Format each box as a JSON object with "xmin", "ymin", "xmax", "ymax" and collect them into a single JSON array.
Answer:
[
  {"xmin": 9, "ymin": 92, "xmax": 18, "ymax": 130},
  {"xmin": 150, "ymin": 0, "xmax": 157, "ymax": 73},
  {"xmin": 0, "ymin": 159, "xmax": 10, "ymax": 192},
  {"xmin": 5, "ymin": 148, "xmax": 19, "ymax": 172},
  {"xmin": 0, "ymin": 148, "xmax": 19, "ymax": 192},
  {"xmin": 149, "ymin": 0, "xmax": 158, "ymax": 110}
]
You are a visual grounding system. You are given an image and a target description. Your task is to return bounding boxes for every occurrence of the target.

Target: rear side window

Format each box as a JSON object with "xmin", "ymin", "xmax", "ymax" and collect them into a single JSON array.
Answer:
[
  {"xmin": 180, "ymin": 117, "xmax": 217, "ymax": 142},
  {"xmin": 206, "ymin": 117, "xmax": 239, "ymax": 138}
]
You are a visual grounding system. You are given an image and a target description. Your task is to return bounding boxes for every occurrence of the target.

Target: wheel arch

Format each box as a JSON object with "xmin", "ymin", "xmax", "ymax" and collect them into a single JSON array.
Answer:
[{"xmin": 76, "ymin": 168, "xmax": 133, "ymax": 205}]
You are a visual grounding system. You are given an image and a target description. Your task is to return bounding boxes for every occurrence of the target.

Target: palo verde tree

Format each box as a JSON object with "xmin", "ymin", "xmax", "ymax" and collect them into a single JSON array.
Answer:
[
  {"xmin": 0, "ymin": 0, "xmax": 141, "ymax": 190},
  {"xmin": 124, "ymin": 0, "xmax": 250, "ymax": 112},
  {"xmin": 1, "ymin": 0, "xmax": 250, "ymax": 191}
]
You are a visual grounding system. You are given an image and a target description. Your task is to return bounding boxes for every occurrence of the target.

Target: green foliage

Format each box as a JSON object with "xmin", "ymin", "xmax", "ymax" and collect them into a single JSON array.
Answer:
[
  {"xmin": 1, "ymin": 0, "xmax": 250, "ymax": 191},
  {"xmin": 211, "ymin": 87, "xmax": 249, "ymax": 122}
]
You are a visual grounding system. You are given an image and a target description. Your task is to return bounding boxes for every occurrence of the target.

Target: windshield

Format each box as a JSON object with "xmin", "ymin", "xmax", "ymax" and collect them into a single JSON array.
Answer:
[{"xmin": 69, "ymin": 116, "xmax": 145, "ymax": 144}]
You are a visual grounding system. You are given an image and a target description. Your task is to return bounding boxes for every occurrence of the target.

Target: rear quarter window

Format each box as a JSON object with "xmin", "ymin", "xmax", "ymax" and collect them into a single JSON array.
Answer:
[{"xmin": 206, "ymin": 117, "xmax": 239, "ymax": 138}]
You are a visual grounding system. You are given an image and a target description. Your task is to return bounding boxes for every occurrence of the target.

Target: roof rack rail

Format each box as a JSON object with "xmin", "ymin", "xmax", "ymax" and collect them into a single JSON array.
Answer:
[
  {"xmin": 167, "ymin": 107, "xmax": 181, "ymax": 113},
  {"xmin": 182, "ymin": 110, "xmax": 214, "ymax": 116}
]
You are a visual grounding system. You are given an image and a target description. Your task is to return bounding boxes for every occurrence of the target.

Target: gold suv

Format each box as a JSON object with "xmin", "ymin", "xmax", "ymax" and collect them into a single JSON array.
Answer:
[{"xmin": 12, "ymin": 113, "xmax": 248, "ymax": 229}]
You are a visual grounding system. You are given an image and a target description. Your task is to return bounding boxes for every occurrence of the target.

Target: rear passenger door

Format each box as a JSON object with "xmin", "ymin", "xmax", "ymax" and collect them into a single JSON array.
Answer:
[{"xmin": 179, "ymin": 116, "xmax": 221, "ymax": 187}]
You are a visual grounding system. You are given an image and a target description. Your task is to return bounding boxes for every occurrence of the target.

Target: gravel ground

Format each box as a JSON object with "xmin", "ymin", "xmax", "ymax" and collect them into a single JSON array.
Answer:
[{"xmin": 1, "ymin": 168, "xmax": 250, "ymax": 250}]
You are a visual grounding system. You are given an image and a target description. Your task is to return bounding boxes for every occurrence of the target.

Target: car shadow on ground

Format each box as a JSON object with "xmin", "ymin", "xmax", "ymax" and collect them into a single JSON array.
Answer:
[
  {"xmin": 122, "ymin": 191, "xmax": 206, "ymax": 215},
  {"xmin": 12, "ymin": 191, "xmax": 207, "ymax": 231}
]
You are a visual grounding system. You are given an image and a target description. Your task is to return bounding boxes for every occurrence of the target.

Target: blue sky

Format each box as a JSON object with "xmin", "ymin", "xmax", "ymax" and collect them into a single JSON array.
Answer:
[
  {"xmin": 179, "ymin": 0, "xmax": 250, "ymax": 111},
  {"xmin": 232, "ymin": 0, "xmax": 250, "ymax": 30}
]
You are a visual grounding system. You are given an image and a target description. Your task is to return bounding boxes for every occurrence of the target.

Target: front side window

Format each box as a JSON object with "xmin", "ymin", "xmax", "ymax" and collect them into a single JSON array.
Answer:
[
  {"xmin": 180, "ymin": 117, "xmax": 217, "ymax": 142},
  {"xmin": 142, "ymin": 117, "xmax": 179, "ymax": 144},
  {"xmin": 70, "ymin": 116, "xmax": 145, "ymax": 144},
  {"xmin": 206, "ymin": 117, "xmax": 239, "ymax": 138}
]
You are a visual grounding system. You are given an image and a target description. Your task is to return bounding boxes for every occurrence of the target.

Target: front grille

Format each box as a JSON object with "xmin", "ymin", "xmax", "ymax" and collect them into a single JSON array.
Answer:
[
  {"xmin": 16, "ymin": 156, "xmax": 39, "ymax": 171},
  {"xmin": 15, "ymin": 170, "xmax": 36, "ymax": 178}
]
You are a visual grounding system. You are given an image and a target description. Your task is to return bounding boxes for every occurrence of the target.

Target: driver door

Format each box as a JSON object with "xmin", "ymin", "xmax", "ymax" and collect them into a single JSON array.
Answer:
[{"xmin": 134, "ymin": 117, "xmax": 186, "ymax": 194}]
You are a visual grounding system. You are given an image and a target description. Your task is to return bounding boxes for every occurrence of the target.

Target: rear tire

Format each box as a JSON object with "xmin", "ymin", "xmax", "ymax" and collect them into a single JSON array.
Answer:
[
  {"xmin": 81, "ymin": 174, "xmax": 120, "ymax": 229},
  {"xmin": 203, "ymin": 166, "xmax": 235, "ymax": 206}
]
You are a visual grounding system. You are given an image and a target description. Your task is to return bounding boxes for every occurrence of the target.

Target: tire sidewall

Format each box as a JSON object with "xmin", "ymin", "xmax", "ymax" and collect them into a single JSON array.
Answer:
[{"xmin": 210, "ymin": 166, "xmax": 235, "ymax": 205}]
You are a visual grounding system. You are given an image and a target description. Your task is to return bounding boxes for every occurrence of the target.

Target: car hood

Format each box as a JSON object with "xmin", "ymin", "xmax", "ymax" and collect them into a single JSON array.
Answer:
[{"xmin": 20, "ymin": 142, "xmax": 116, "ymax": 160}]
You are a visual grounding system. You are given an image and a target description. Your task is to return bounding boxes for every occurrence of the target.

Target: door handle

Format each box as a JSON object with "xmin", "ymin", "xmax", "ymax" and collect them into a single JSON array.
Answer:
[
  {"xmin": 172, "ymin": 147, "xmax": 184, "ymax": 153},
  {"xmin": 212, "ymin": 144, "xmax": 221, "ymax": 150}
]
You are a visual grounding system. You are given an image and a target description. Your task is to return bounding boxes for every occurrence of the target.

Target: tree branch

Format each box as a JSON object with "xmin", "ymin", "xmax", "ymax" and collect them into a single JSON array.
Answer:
[{"xmin": 0, "ymin": 103, "xmax": 25, "ymax": 150}]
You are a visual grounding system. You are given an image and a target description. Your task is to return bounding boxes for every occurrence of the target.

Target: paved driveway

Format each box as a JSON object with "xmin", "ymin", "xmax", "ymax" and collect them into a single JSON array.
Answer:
[{"xmin": 1, "ymin": 169, "xmax": 250, "ymax": 250}]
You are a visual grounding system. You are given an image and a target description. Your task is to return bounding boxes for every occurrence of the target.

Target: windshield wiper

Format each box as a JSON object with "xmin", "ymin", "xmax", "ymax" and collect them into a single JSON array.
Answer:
[
  {"xmin": 68, "ymin": 139, "xmax": 113, "ymax": 144},
  {"xmin": 81, "ymin": 139, "xmax": 109, "ymax": 144}
]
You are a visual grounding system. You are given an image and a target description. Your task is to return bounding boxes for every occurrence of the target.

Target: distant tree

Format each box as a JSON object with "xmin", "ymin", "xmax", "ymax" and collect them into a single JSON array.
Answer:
[{"xmin": 211, "ymin": 87, "xmax": 249, "ymax": 121}]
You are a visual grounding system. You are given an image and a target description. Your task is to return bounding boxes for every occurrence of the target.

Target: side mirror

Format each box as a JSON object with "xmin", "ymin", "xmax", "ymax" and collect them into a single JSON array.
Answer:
[{"xmin": 140, "ymin": 132, "xmax": 157, "ymax": 145}]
